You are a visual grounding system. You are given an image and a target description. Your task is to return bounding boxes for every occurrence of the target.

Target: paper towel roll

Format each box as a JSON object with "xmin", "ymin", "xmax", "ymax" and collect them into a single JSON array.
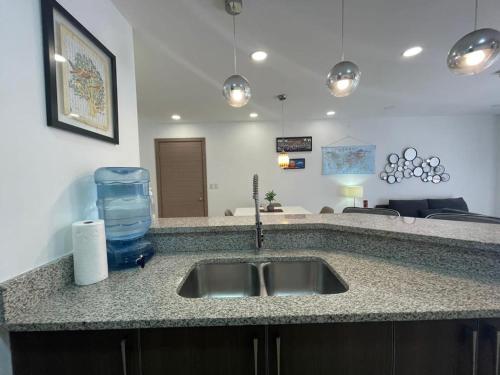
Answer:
[{"xmin": 72, "ymin": 220, "xmax": 108, "ymax": 286}]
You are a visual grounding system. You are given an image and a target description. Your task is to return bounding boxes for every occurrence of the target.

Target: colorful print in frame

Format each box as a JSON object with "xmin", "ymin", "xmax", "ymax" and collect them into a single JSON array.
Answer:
[{"xmin": 41, "ymin": 0, "xmax": 119, "ymax": 143}]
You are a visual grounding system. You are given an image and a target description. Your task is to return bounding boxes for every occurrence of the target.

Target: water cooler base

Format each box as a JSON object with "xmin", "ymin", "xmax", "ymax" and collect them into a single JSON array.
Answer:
[{"xmin": 107, "ymin": 238, "xmax": 155, "ymax": 270}]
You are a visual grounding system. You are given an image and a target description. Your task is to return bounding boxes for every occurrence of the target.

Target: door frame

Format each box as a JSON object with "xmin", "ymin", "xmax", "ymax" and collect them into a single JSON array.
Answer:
[{"xmin": 154, "ymin": 138, "xmax": 208, "ymax": 218}]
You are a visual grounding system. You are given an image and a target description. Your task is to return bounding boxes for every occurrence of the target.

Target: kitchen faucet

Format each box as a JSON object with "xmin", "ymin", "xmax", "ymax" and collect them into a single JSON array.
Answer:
[{"xmin": 253, "ymin": 174, "xmax": 264, "ymax": 249}]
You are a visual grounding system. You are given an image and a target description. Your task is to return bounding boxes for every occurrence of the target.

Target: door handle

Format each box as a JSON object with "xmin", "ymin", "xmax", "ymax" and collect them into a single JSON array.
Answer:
[
  {"xmin": 488, "ymin": 325, "xmax": 500, "ymax": 375},
  {"xmin": 199, "ymin": 197, "xmax": 203, "ymax": 201},
  {"xmin": 253, "ymin": 338, "xmax": 258, "ymax": 375},
  {"xmin": 276, "ymin": 336, "xmax": 281, "ymax": 375},
  {"xmin": 120, "ymin": 338, "xmax": 127, "ymax": 375}
]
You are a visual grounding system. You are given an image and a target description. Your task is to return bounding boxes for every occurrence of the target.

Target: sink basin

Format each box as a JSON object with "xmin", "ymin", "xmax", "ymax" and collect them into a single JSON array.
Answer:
[
  {"xmin": 262, "ymin": 260, "xmax": 348, "ymax": 296},
  {"xmin": 178, "ymin": 262, "xmax": 261, "ymax": 298},
  {"xmin": 178, "ymin": 258, "xmax": 347, "ymax": 299}
]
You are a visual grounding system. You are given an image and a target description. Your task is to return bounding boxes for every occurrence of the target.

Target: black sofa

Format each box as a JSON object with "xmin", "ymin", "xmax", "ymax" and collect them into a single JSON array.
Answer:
[{"xmin": 375, "ymin": 197, "xmax": 470, "ymax": 218}]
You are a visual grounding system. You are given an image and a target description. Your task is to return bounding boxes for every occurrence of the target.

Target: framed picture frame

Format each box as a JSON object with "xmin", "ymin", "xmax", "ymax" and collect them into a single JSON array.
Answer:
[
  {"xmin": 285, "ymin": 158, "xmax": 305, "ymax": 169},
  {"xmin": 276, "ymin": 137, "xmax": 312, "ymax": 152},
  {"xmin": 41, "ymin": 0, "xmax": 119, "ymax": 144}
]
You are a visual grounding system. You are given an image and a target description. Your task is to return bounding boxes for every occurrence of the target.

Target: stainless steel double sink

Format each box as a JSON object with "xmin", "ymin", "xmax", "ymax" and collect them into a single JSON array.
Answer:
[{"xmin": 178, "ymin": 258, "xmax": 348, "ymax": 299}]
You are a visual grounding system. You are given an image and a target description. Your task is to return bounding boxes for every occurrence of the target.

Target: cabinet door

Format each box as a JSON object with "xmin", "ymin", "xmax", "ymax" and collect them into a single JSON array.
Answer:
[
  {"xmin": 394, "ymin": 320, "xmax": 477, "ymax": 375},
  {"xmin": 479, "ymin": 319, "xmax": 500, "ymax": 375},
  {"xmin": 10, "ymin": 329, "xmax": 139, "ymax": 375},
  {"xmin": 268, "ymin": 322, "xmax": 393, "ymax": 375},
  {"xmin": 140, "ymin": 325, "xmax": 265, "ymax": 375}
]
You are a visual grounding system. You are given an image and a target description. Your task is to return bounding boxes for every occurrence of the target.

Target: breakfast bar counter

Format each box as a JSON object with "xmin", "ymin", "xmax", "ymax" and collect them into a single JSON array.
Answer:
[{"xmin": 1, "ymin": 214, "xmax": 499, "ymax": 331}]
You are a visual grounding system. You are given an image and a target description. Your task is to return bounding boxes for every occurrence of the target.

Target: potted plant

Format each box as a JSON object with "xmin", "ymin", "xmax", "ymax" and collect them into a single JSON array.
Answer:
[{"xmin": 265, "ymin": 190, "xmax": 278, "ymax": 212}]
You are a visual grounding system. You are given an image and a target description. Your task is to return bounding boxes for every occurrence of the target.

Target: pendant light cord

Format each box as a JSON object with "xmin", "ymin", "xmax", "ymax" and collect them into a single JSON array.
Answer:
[
  {"xmin": 474, "ymin": 0, "xmax": 478, "ymax": 30},
  {"xmin": 232, "ymin": 14, "xmax": 237, "ymax": 74},
  {"xmin": 340, "ymin": 0, "xmax": 345, "ymax": 61},
  {"xmin": 281, "ymin": 100, "xmax": 285, "ymax": 137}
]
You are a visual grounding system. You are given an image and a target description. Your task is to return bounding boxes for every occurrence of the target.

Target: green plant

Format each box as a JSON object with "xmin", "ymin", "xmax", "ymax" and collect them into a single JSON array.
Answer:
[{"xmin": 265, "ymin": 190, "xmax": 277, "ymax": 204}]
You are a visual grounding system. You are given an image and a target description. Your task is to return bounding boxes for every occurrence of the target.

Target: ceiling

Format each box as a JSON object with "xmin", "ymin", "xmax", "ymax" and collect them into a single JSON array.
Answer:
[{"xmin": 111, "ymin": 0, "xmax": 500, "ymax": 123}]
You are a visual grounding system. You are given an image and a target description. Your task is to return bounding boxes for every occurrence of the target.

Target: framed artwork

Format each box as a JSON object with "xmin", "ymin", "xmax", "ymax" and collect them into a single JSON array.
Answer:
[
  {"xmin": 41, "ymin": 0, "xmax": 119, "ymax": 144},
  {"xmin": 285, "ymin": 158, "xmax": 305, "ymax": 169},
  {"xmin": 276, "ymin": 137, "xmax": 312, "ymax": 152}
]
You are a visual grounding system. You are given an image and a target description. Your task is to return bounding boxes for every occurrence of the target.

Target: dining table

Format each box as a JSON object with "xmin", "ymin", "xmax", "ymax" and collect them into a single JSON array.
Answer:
[{"xmin": 233, "ymin": 206, "xmax": 312, "ymax": 216}]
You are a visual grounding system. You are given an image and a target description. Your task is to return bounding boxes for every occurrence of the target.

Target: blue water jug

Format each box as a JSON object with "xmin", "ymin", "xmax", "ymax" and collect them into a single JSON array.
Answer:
[
  {"xmin": 94, "ymin": 167, "xmax": 152, "ymax": 241},
  {"xmin": 95, "ymin": 167, "xmax": 154, "ymax": 269}
]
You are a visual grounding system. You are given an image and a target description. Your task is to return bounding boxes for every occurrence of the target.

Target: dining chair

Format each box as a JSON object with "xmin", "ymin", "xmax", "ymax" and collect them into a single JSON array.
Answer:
[
  {"xmin": 343, "ymin": 207, "xmax": 400, "ymax": 216},
  {"xmin": 319, "ymin": 206, "xmax": 335, "ymax": 214},
  {"xmin": 425, "ymin": 213, "xmax": 500, "ymax": 224}
]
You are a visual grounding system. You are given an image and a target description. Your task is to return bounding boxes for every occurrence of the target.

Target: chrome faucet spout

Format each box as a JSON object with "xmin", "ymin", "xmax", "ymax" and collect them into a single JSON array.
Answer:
[{"xmin": 253, "ymin": 174, "xmax": 264, "ymax": 249}]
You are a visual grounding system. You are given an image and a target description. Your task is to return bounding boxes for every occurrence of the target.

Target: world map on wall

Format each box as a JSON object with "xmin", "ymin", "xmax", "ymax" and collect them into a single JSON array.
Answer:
[{"xmin": 322, "ymin": 145, "xmax": 376, "ymax": 175}]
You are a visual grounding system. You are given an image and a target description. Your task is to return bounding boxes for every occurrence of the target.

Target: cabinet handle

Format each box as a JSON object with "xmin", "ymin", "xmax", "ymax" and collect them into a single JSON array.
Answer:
[
  {"xmin": 120, "ymin": 338, "xmax": 127, "ymax": 375},
  {"xmin": 495, "ymin": 328, "xmax": 500, "ymax": 375},
  {"xmin": 471, "ymin": 329, "xmax": 478, "ymax": 375},
  {"xmin": 253, "ymin": 338, "xmax": 258, "ymax": 375},
  {"xmin": 276, "ymin": 336, "xmax": 281, "ymax": 375}
]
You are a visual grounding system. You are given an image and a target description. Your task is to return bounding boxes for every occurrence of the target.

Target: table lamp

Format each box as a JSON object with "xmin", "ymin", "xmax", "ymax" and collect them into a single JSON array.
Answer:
[{"xmin": 343, "ymin": 185, "xmax": 364, "ymax": 207}]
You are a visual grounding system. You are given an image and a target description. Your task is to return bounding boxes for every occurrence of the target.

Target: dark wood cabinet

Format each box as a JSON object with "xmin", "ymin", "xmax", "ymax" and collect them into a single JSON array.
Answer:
[
  {"xmin": 9, "ymin": 319, "xmax": 500, "ymax": 375},
  {"xmin": 268, "ymin": 322, "xmax": 393, "ymax": 375},
  {"xmin": 140, "ymin": 325, "xmax": 265, "ymax": 375},
  {"xmin": 10, "ymin": 329, "xmax": 139, "ymax": 375},
  {"xmin": 478, "ymin": 319, "xmax": 500, "ymax": 375},
  {"xmin": 394, "ymin": 320, "xmax": 478, "ymax": 375}
]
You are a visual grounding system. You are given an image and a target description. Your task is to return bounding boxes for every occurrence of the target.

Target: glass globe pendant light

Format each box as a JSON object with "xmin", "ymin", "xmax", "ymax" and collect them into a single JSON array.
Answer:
[
  {"xmin": 326, "ymin": 0, "xmax": 361, "ymax": 97},
  {"xmin": 222, "ymin": 0, "xmax": 251, "ymax": 107},
  {"xmin": 277, "ymin": 94, "xmax": 290, "ymax": 169},
  {"xmin": 447, "ymin": 0, "xmax": 500, "ymax": 75}
]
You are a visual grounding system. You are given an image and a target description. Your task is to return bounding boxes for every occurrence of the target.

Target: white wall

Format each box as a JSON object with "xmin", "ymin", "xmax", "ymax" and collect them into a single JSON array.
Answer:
[
  {"xmin": 140, "ymin": 115, "xmax": 498, "ymax": 217},
  {"xmin": 496, "ymin": 116, "xmax": 500, "ymax": 216},
  {"xmin": 0, "ymin": 0, "xmax": 140, "ymax": 284}
]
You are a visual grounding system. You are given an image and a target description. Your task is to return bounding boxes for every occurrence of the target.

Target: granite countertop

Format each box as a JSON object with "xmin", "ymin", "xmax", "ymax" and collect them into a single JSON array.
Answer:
[
  {"xmin": 150, "ymin": 214, "xmax": 500, "ymax": 252},
  {"xmin": 3, "ymin": 249, "xmax": 499, "ymax": 331}
]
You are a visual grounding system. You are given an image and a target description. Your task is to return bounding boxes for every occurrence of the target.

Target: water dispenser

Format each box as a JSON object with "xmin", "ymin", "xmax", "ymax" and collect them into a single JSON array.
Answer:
[{"xmin": 94, "ymin": 167, "xmax": 154, "ymax": 269}]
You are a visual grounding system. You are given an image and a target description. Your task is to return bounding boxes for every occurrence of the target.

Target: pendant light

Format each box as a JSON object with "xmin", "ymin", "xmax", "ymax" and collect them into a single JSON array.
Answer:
[
  {"xmin": 326, "ymin": 0, "xmax": 361, "ymax": 97},
  {"xmin": 447, "ymin": 0, "xmax": 500, "ymax": 75},
  {"xmin": 277, "ymin": 94, "xmax": 290, "ymax": 169},
  {"xmin": 222, "ymin": 0, "xmax": 251, "ymax": 107}
]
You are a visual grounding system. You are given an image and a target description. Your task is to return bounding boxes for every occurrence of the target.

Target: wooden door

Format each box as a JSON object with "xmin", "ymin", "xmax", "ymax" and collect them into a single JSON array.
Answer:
[
  {"xmin": 140, "ymin": 326, "xmax": 266, "ymax": 375},
  {"xmin": 394, "ymin": 320, "xmax": 477, "ymax": 375},
  {"xmin": 10, "ymin": 330, "xmax": 140, "ymax": 375},
  {"xmin": 478, "ymin": 319, "xmax": 500, "ymax": 375},
  {"xmin": 268, "ymin": 322, "xmax": 393, "ymax": 375},
  {"xmin": 155, "ymin": 138, "xmax": 208, "ymax": 217}
]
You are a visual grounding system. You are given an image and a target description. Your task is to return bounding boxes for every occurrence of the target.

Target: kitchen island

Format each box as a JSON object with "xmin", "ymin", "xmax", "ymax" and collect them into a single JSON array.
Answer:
[{"xmin": 1, "ymin": 214, "xmax": 499, "ymax": 375}]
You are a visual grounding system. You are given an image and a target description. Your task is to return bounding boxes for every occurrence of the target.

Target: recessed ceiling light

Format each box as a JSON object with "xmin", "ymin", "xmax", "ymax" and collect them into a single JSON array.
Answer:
[
  {"xmin": 402, "ymin": 46, "xmax": 423, "ymax": 58},
  {"xmin": 250, "ymin": 51, "xmax": 268, "ymax": 62},
  {"xmin": 249, "ymin": 112, "xmax": 259, "ymax": 118},
  {"xmin": 171, "ymin": 114, "xmax": 181, "ymax": 120},
  {"xmin": 326, "ymin": 111, "xmax": 336, "ymax": 116},
  {"xmin": 54, "ymin": 53, "xmax": 66, "ymax": 62}
]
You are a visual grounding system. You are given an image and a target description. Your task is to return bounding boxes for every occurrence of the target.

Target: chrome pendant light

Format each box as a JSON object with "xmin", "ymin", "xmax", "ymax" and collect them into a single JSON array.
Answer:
[
  {"xmin": 326, "ymin": 0, "xmax": 361, "ymax": 97},
  {"xmin": 277, "ymin": 94, "xmax": 290, "ymax": 169},
  {"xmin": 447, "ymin": 0, "xmax": 500, "ymax": 75},
  {"xmin": 222, "ymin": 0, "xmax": 251, "ymax": 107}
]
